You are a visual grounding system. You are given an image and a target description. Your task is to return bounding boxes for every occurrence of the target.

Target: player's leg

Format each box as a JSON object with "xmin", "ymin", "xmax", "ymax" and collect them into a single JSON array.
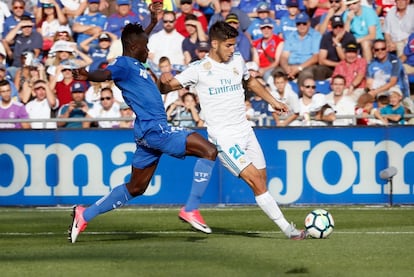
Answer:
[{"xmin": 180, "ymin": 132, "xmax": 217, "ymax": 233}]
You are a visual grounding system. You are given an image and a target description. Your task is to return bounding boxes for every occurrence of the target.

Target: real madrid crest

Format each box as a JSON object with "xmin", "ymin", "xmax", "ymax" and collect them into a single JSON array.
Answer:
[{"xmin": 203, "ymin": 62, "xmax": 212, "ymax": 70}]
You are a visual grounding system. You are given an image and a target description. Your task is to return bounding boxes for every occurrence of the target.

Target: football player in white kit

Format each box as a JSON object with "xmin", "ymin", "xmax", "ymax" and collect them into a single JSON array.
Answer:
[{"xmin": 160, "ymin": 21, "xmax": 306, "ymax": 240}]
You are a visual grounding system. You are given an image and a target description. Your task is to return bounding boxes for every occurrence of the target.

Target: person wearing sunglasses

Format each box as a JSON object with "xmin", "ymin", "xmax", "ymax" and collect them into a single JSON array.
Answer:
[
  {"xmin": 279, "ymin": 12, "xmax": 322, "ymax": 80},
  {"xmin": 366, "ymin": 39, "xmax": 412, "ymax": 107},
  {"xmin": 2, "ymin": 0, "xmax": 35, "ymax": 38},
  {"xmin": 87, "ymin": 87, "xmax": 122, "ymax": 128}
]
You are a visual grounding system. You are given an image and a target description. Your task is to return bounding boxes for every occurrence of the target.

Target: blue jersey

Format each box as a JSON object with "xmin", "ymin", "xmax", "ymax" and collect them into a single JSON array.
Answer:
[
  {"xmin": 88, "ymin": 47, "xmax": 110, "ymax": 72},
  {"xmin": 74, "ymin": 13, "xmax": 107, "ymax": 44},
  {"xmin": 107, "ymin": 56, "xmax": 167, "ymax": 137},
  {"xmin": 380, "ymin": 104, "xmax": 405, "ymax": 124},
  {"xmin": 105, "ymin": 12, "xmax": 141, "ymax": 38}
]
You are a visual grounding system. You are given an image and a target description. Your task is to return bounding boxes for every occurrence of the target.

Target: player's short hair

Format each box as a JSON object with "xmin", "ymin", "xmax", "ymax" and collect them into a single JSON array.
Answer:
[
  {"xmin": 121, "ymin": 23, "xmax": 145, "ymax": 48},
  {"xmin": 209, "ymin": 21, "xmax": 238, "ymax": 42}
]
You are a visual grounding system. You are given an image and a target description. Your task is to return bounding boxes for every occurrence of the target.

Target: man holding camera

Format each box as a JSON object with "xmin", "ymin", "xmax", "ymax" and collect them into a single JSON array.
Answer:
[{"xmin": 57, "ymin": 82, "xmax": 93, "ymax": 128}]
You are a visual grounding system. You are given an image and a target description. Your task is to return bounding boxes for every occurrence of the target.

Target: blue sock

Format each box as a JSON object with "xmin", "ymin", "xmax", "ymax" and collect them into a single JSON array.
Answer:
[
  {"xmin": 185, "ymin": 158, "xmax": 215, "ymax": 212},
  {"xmin": 83, "ymin": 183, "xmax": 133, "ymax": 222}
]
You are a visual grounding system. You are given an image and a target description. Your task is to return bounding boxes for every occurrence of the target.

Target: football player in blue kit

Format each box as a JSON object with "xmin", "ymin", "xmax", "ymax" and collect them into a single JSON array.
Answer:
[{"xmin": 68, "ymin": 3, "xmax": 217, "ymax": 243}]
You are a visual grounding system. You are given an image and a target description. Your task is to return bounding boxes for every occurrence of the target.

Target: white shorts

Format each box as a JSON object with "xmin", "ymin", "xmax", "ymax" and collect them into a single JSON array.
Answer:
[{"xmin": 210, "ymin": 128, "xmax": 266, "ymax": 176}]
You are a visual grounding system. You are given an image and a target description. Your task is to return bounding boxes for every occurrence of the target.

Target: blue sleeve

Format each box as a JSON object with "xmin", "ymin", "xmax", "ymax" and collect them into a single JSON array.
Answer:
[{"xmin": 390, "ymin": 56, "xmax": 401, "ymax": 77}]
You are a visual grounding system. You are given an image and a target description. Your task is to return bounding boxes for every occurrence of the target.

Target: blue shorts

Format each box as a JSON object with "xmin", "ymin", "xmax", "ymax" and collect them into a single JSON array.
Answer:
[{"xmin": 132, "ymin": 123, "xmax": 194, "ymax": 169}]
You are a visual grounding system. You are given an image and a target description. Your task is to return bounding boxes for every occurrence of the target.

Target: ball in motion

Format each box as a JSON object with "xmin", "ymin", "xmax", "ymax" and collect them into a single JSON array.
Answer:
[{"xmin": 304, "ymin": 209, "xmax": 334, "ymax": 238}]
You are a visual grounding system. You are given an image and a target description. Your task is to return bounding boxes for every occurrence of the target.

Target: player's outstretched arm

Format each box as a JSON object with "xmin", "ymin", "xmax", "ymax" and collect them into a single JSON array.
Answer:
[
  {"xmin": 73, "ymin": 68, "xmax": 112, "ymax": 82},
  {"xmin": 158, "ymin": 72, "xmax": 183, "ymax": 94},
  {"xmin": 246, "ymin": 76, "xmax": 289, "ymax": 114}
]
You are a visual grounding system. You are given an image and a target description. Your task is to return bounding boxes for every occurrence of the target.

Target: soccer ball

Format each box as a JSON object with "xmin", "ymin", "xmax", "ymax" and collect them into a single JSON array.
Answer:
[{"xmin": 304, "ymin": 209, "xmax": 334, "ymax": 239}]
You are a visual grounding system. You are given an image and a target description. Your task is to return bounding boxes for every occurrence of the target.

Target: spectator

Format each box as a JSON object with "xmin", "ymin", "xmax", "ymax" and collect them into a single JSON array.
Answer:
[
  {"xmin": 246, "ymin": 2, "xmax": 279, "ymax": 41},
  {"xmin": 117, "ymin": 101, "xmax": 134, "ymax": 128},
  {"xmin": 194, "ymin": 40, "xmax": 210, "ymax": 61},
  {"xmin": 343, "ymin": 0, "xmax": 384, "ymax": 62},
  {"xmin": 245, "ymin": 97, "xmax": 256, "ymax": 126},
  {"xmin": 176, "ymin": 0, "xmax": 209, "ymax": 37},
  {"xmin": 3, "ymin": 16, "xmax": 43, "ymax": 79},
  {"xmin": 72, "ymin": 0, "xmax": 108, "ymax": 45},
  {"xmin": 47, "ymin": 40, "xmax": 92, "ymax": 85},
  {"xmin": 268, "ymin": 69, "xmax": 300, "ymax": 126},
  {"xmin": 279, "ymin": 12, "xmax": 322, "ymax": 80},
  {"xmin": 166, "ymin": 92, "xmax": 203, "ymax": 127},
  {"xmin": 273, "ymin": 0, "xmax": 306, "ymax": 22},
  {"xmin": 225, "ymin": 13, "xmax": 254, "ymax": 62},
  {"xmin": 0, "ymin": 64, "xmax": 19, "ymax": 103},
  {"xmin": 158, "ymin": 56, "xmax": 185, "ymax": 109},
  {"xmin": 400, "ymin": 32, "xmax": 414, "ymax": 75},
  {"xmin": 25, "ymin": 79, "xmax": 59, "ymax": 129},
  {"xmin": 331, "ymin": 42, "xmax": 367, "ymax": 100},
  {"xmin": 16, "ymin": 55, "xmax": 48, "ymax": 104},
  {"xmin": 380, "ymin": 86, "xmax": 405, "ymax": 124},
  {"xmin": 375, "ymin": 0, "xmax": 396, "ymax": 19},
  {"xmin": 80, "ymin": 32, "xmax": 115, "ymax": 72},
  {"xmin": 209, "ymin": 0, "xmax": 252, "ymax": 32},
  {"xmin": 57, "ymin": 0, "xmax": 95, "ymax": 20},
  {"xmin": 57, "ymin": 81, "xmax": 93, "ymax": 128},
  {"xmin": 105, "ymin": 0, "xmax": 141, "ymax": 38},
  {"xmin": 2, "ymin": 0, "xmax": 35, "ymax": 38},
  {"xmin": 325, "ymin": 74, "xmax": 356, "ymax": 125},
  {"xmin": 85, "ymin": 79, "xmax": 123, "ymax": 108},
  {"xmin": 35, "ymin": 0, "xmax": 68, "ymax": 53},
  {"xmin": 252, "ymin": 18, "xmax": 284, "ymax": 79},
  {"xmin": 315, "ymin": 0, "xmax": 347, "ymax": 34},
  {"xmin": 148, "ymin": 11, "xmax": 185, "ymax": 66},
  {"xmin": 279, "ymin": 0, "xmax": 301, "ymax": 39},
  {"xmin": 195, "ymin": 0, "xmax": 220, "ymax": 21},
  {"xmin": 237, "ymin": 0, "xmax": 271, "ymax": 16},
  {"xmin": 355, "ymin": 93, "xmax": 388, "ymax": 125},
  {"xmin": 383, "ymin": 0, "xmax": 414, "ymax": 58},
  {"xmin": 318, "ymin": 15, "xmax": 356, "ymax": 79},
  {"xmin": 88, "ymin": 87, "xmax": 122, "ymax": 128},
  {"xmin": 0, "ymin": 79, "xmax": 29, "ymax": 129},
  {"xmin": 366, "ymin": 39, "xmax": 410, "ymax": 99},
  {"xmin": 52, "ymin": 25, "xmax": 75, "ymax": 43},
  {"xmin": 293, "ymin": 74, "xmax": 336, "ymax": 126},
  {"xmin": 182, "ymin": 14, "xmax": 208, "ymax": 65}
]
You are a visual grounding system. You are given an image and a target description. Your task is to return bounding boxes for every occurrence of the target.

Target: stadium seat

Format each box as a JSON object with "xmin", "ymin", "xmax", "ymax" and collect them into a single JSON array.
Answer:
[{"xmin": 315, "ymin": 80, "xmax": 331, "ymax": 94}]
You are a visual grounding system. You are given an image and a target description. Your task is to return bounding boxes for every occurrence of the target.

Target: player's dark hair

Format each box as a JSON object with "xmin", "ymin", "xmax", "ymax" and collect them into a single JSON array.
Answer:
[
  {"xmin": 209, "ymin": 21, "xmax": 238, "ymax": 42},
  {"xmin": 121, "ymin": 23, "xmax": 145, "ymax": 49},
  {"xmin": 0, "ymin": 80, "xmax": 9, "ymax": 87}
]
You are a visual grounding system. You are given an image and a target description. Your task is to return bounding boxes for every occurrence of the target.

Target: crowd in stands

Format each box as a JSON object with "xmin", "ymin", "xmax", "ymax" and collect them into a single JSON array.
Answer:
[{"xmin": 1, "ymin": 0, "xmax": 414, "ymax": 129}]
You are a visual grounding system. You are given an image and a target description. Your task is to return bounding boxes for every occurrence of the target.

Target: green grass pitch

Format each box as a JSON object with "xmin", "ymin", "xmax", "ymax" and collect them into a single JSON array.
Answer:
[{"xmin": 0, "ymin": 206, "xmax": 413, "ymax": 277}]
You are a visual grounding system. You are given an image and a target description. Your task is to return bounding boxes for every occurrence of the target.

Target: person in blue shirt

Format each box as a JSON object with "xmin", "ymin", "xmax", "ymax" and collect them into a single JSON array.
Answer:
[
  {"xmin": 72, "ymin": 0, "xmax": 108, "ymax": 45},
  {"xmin": 80, "ymin": 32, "xmax": 115, "ymax": 72},
  {"xmin": 105, "ymin": 0, "xmax": 143, "ymax": 38},
  {"xmin": 270, "ymin": 0, "xmax": 305, "ymax": 22},
  {"xmin": 2, "ymin": 0, "xmax": 36, "ymax": 39},
  {"xmin": 246, "ymin": 2, "xmax": 280, "ymax": 41},
  {"xmin": 366, "ymin": 39, "xmax": 410, "ymax": 100},
  {"xmin": 279, "ymin": 0, "xmax": 300, "ymax": 39},
  {"xmin": 68, "ymin": 3, "xmax": 218, "ymax": 243},
  {"xmin": 380, "ymin": 86, "xmax": 405, "ymax": 125},
  {"xmin": 225, "ymin": 13, "xmax": 253, "ymax": 62}
]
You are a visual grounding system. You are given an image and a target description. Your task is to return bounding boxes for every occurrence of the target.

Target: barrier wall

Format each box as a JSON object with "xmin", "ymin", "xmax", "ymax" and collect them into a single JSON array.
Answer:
[{"xmin": 1, "ymin": 127, "xmax": 414, "ymax": 206}]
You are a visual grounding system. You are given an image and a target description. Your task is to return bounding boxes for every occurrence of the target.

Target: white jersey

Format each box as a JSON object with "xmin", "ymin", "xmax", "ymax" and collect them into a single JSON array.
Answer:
[{"xmin": 175, "ymin": 53, "xmax": 251, "ymax": 139}]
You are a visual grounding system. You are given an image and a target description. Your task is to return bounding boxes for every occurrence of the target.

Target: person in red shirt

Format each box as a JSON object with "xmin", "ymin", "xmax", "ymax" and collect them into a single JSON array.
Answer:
[
  {"xmin": 252, "ymin": 18, "xmax": 284, "ymax": 80},
  {"xmin": 175, "ymin": 0, "xmax": 208, "ymax": 37}
]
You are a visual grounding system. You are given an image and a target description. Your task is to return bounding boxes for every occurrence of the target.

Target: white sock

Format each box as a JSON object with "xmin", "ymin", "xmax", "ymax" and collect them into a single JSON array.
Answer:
[{"xmin": 255, "ymin": 191, "xmax": 290, "ymax": 235}]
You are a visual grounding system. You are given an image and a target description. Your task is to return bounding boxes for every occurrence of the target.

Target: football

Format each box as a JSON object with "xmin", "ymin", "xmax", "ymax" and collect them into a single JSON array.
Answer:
[{"xmin": 304, "ymin": 209, "xmax": 335, "ymax": 239}]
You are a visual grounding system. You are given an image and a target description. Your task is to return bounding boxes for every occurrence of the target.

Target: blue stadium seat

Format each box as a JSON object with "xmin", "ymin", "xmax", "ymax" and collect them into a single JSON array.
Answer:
[{"xmin": 315, "ymin": 80, "xmax": 331, "ymax": 94}]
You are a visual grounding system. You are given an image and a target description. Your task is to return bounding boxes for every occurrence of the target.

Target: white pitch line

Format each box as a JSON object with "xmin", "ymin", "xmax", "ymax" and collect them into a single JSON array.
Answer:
[{"xmin": 2, "ymin": 230, "xmax": 414, "ymax": 236}]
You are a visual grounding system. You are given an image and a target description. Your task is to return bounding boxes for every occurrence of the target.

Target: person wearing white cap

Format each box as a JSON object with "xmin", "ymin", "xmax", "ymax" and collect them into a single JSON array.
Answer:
[{"xmin": 379, "ymin": 86, "xmax": 406, "ymax": 125}]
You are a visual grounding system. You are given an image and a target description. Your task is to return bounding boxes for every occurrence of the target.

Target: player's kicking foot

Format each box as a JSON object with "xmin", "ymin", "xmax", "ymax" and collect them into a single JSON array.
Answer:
[
  {"xmin": 68, "ymin": 205, "xmax": 87, "ymax": 243},
  {"xmin": 179, "ymin": 207, "xmax": 212, "ymax": 234},
  {"xmin": 286, "ymin": 222, "xmax": 307, "ymax": 240}
]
